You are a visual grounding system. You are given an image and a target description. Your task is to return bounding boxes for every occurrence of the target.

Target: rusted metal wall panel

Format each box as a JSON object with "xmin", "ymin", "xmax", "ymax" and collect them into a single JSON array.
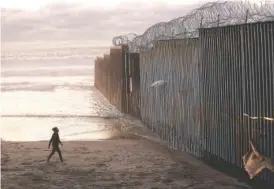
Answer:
[
  {"xmin": 94, "ymin": 47, "xmax": 124, "ymax": 111},
  {"xmin": 139, "ymin": 38, "xmax": 202, "ymax": 157}
]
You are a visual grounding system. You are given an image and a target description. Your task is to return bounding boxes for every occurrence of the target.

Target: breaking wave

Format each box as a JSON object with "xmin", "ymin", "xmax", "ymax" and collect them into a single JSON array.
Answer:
[{"xmin": 1, "ymin": 82, "xmax": 94, "ymax": 92}]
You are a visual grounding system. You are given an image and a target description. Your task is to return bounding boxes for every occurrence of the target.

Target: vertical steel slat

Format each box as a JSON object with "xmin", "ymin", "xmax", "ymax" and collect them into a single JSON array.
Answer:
[
  {"xmin": 207, "ymin": 30, "xmax": 210, "ymax": 158},
  {"xmin": 216, "ymin": 27, "xmax": 221, "ymax": 160},
  {"xmin": 231, "ymin": 26, "xmax": 235, "ymax": 164},
  {"xmin": 243, "ymin": 23, "xmax": 250, "ymax": 168},
  {"xmin": 205, "ymin": 30, "xmax": 210, "ymax": 157},
  {"xmin": 267, "ymin": 22, "xmax": 274, "ymax": 185},
  {"xmin": 220, "ymin": 27, "xmax": 225, "ymax": 160},
  {"xmin": 232, "ymin": 26, "xmax": 238, "ymax": 165},
  {"xmin": 226, "ymin": 26, "xmax": 231, "ymax": 163},
  {"xmin": 246, "ymin": 23, "xmax": 253, "ymax": 151},
  {"xmin": 250, "ymin": 23, "xmax": 257, "ymax": 156},
  {"xmin": 214, "ymin": 28, "xmax": 218, "ymax": 159},
  {"xmin": 254, "ymin": 24, "xmax": 260, "ymax": 163},
  {"xmin": 232, "ymin": 25, "xmax": 239, "ymax": 166},
  {"xmin": 223, "ymin": 26, "xmax": 228, "ymax": 162},
  {"xmin": 258, "ymin": 23, "xmax": 266, "ymax": 181},
  {"xmin": 262, "ymin": 22, "xmax": 268, "ymax": 183},
  {"xmin": 210, "ymin": 30, "xmax": 214, "ymax": 156}
]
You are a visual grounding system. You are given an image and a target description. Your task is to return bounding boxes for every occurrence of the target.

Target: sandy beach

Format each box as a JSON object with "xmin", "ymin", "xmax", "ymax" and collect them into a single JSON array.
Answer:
[
  {"xmin": 1, "ymin": 54, "xmax": 250, "ymax": 189},
  {"xmin": 1, "ymin": 133, "xmax": 250, "ymax": 189}
]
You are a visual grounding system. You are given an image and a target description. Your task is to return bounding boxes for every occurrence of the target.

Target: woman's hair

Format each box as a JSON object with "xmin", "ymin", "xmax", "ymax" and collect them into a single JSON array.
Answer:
[{"xmin": 52, "ymin": 127, "xmax": 59, "ymax": 132}]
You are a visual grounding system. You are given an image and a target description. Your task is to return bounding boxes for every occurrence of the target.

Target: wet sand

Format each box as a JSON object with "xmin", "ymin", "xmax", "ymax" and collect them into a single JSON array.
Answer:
[{"xmin": 1, "ymin": 136, "xmax": 250, "ymax": 189}]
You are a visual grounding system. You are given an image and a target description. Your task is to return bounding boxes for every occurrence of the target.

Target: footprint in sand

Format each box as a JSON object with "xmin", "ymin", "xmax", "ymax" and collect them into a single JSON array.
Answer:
[
  {"xmin": 79, "ymin": 146, "xmax": 88, "ymax": 151},
  {"xmin": 81, "ymin": 151, "xmax": 91, "ymax": 154},
  {"xmin": 35, "ymin": 159, "xmax": 47, "ymax": 163},
  {"xmin": 96, "ymin": 163, "xmax": 107, "ymax": 168},
  {"xmin": 41, "ymin": 162, "xmax": 59, "ymax": 168},
  {"xmin": 21, "ymin": 162, "xmax": 32, "ymax": 166},
  {"xmin": 22, "ymin": 159, "xmax": 53, "ymax": 166}
]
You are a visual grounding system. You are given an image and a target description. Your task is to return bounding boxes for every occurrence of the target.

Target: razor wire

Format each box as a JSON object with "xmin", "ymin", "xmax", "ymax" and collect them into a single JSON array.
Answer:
[{"xmin": 112, "ymin": 1, "xmax": 274, "ymax": 52}]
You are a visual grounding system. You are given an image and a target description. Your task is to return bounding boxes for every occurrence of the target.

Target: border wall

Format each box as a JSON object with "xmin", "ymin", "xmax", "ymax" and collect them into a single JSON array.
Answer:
[{"xmin": 94, "ymin": 21, "xmax": 274, "ymax": 186}]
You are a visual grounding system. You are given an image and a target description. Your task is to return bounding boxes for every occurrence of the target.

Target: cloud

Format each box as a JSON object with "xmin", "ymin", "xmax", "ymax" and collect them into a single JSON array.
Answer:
[{"xmin": 1, "ymin": 1, "xmax": 203, "ymax": 47}]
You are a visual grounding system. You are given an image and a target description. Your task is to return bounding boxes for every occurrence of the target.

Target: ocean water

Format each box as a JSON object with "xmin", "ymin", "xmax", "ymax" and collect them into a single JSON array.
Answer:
[{"xmin": 1, "ymin": 47, "xmax": 119, "ymax": 141}]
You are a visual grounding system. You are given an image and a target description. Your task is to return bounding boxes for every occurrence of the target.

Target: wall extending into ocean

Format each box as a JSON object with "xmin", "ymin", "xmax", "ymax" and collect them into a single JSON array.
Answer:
[{"xmin": 95, "ymin": 21, "xmax": 274, "ymax": 187}]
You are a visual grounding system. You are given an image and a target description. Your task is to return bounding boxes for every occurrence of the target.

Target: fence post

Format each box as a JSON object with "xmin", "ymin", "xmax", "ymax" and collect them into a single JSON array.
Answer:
[
  {"xmin": 217, "ymin": 14, "xmax": 220, "ymax": 27},
  {"xmin": 245, "ymin": 9, "xmax": 249, "ymax": 23},
  {"xmin": 200, "ymin": 16, "xmax": 204, "ymax": 28}
]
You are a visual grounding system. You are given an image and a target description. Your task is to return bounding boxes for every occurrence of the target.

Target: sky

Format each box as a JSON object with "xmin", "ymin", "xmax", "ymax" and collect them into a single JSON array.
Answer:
[
  {"xmin": 0, "ymin": 0, "xmax": 209, "ymax": 10},
  {"xmin": 1, "ymin": 0, "xmax": 211, "ymax": 50},
  {"xmin": 1, "ymin": 0, "xmax": 268, "ymax": 50}
]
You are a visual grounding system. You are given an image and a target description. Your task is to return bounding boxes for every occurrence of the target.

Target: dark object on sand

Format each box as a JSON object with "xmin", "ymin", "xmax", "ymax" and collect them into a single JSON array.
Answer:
[
  {"xmin": 47, "ymin": 127, "xmax": 63, "ymax": 162},
  {"xmin": 242, "ymin": 140, "xmax": 274, "ymax": 179}
]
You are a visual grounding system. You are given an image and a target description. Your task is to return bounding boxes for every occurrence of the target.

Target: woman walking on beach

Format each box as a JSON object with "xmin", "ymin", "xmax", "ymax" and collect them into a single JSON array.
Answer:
[{"xmin": 47, "ymin": 127, "xmax": 63, "ymax": 162}]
